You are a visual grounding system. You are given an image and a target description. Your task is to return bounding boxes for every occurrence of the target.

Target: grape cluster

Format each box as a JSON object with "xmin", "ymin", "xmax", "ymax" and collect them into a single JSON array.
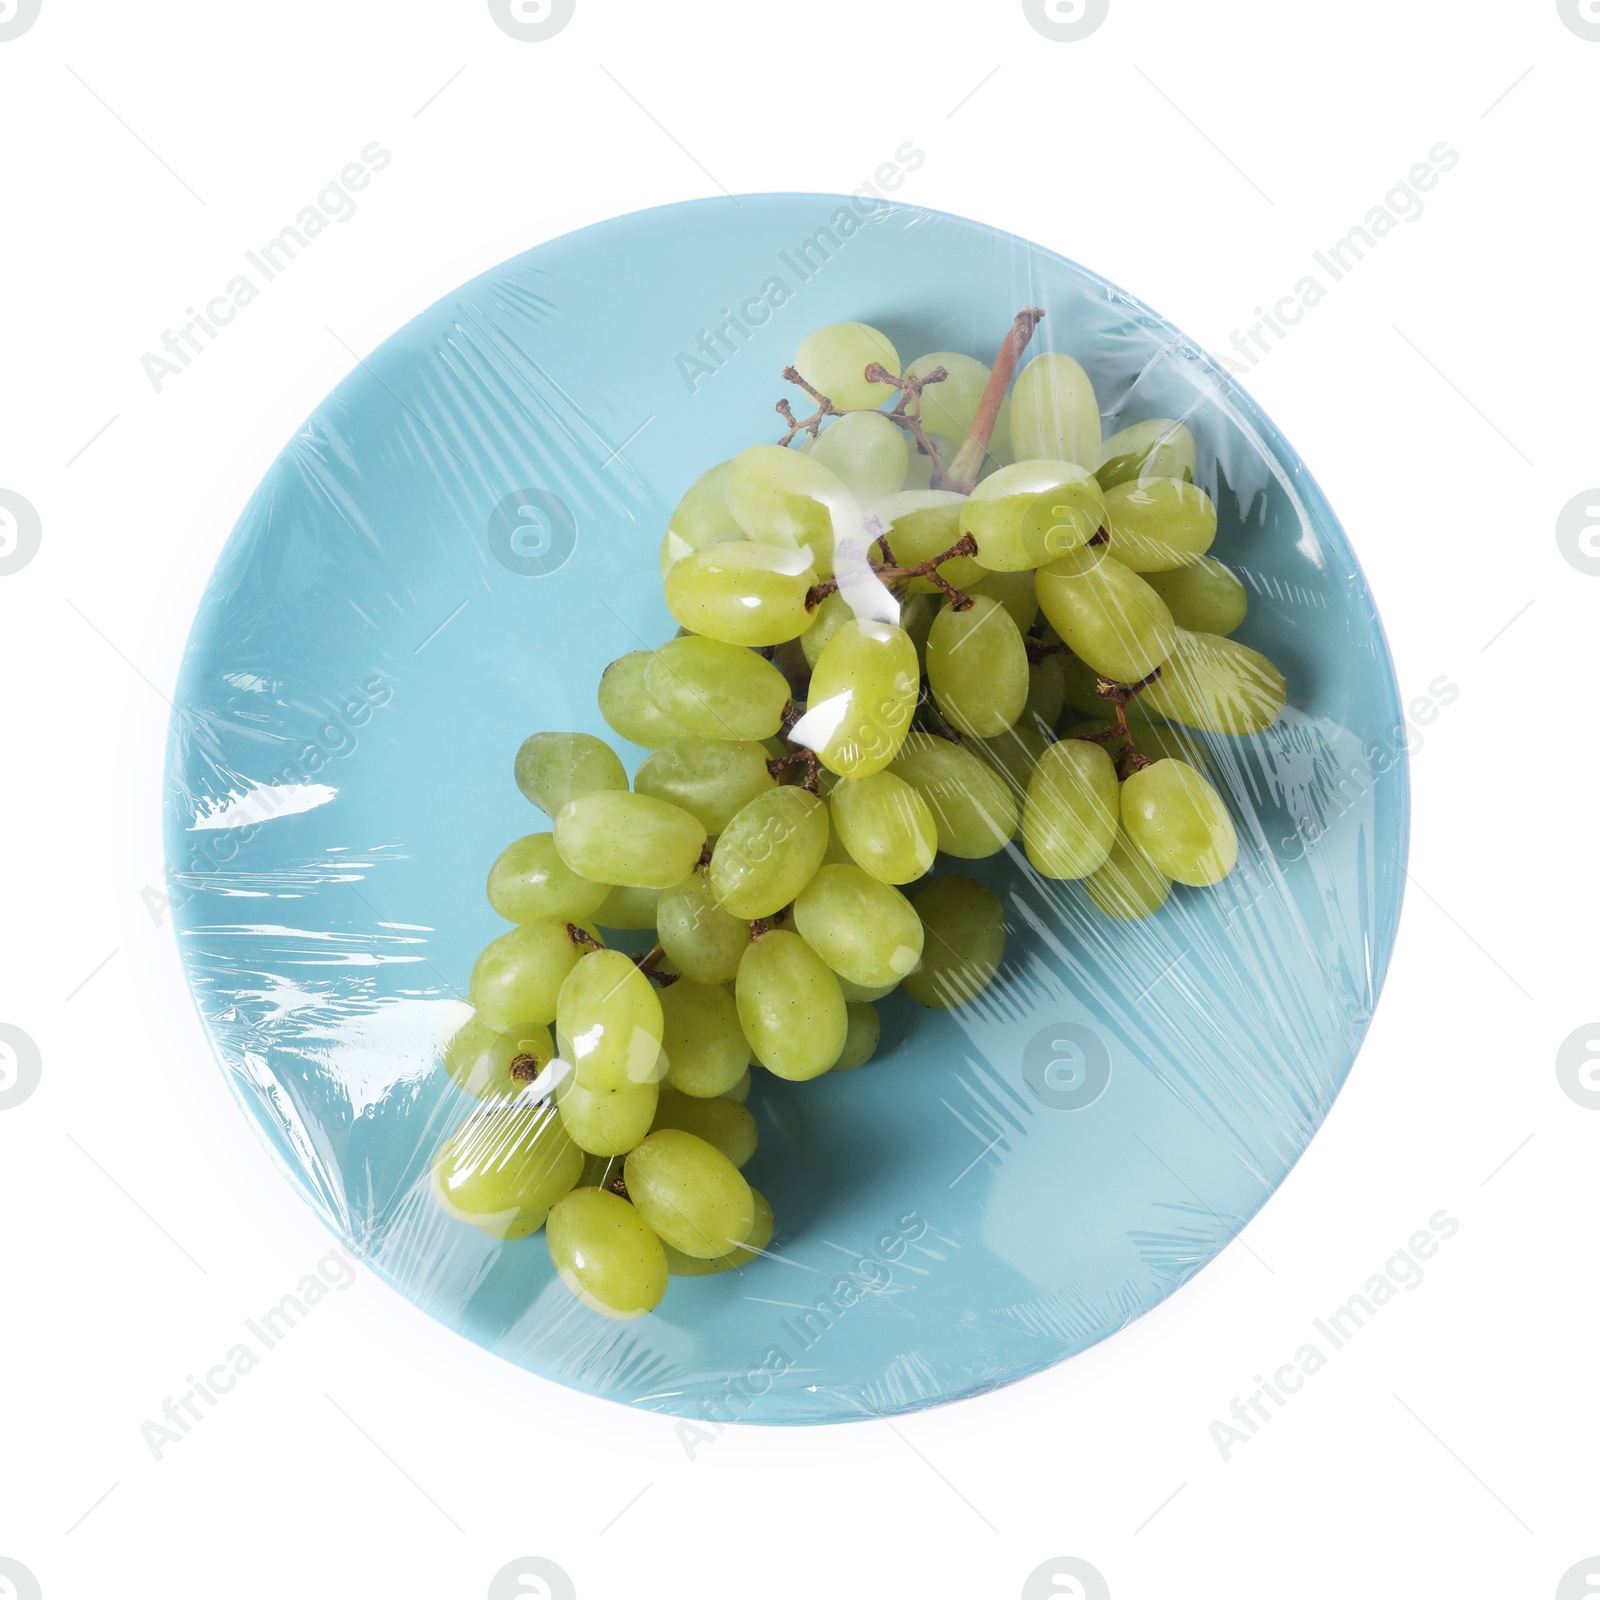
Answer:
[{"xmin": 430, "ymin": 311, "xmax": 1286, "ymax": 1319}]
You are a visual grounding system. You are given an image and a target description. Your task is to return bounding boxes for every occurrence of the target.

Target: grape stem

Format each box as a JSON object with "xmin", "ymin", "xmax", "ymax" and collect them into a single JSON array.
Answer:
[
  {"xmin": 935, "ymin": 307, "xmax": 1046, "ymax": 495},
  {"xmin": 633, "ymin": 943, "xmax": 679, "ymax": 987},
  {"xmin": 775, "ymin": 362, "xmax": 950, "ymax": 476},
  {"xmin": 748, "ymin": 907, "xmax": 791, "ymax": 940},
  {"xmin": 804, "ymin": 533, "xmax": 979, "ymax": 613},
  {"xmin": 767, "ymin": 747, "xmax": 820, "ymax": 793},
  {"xmin": 565, "ymin": 923, "xmax": 606, "ymax": 953},
  {"xmin": 1092, "ymin": 668, "xmax": 1163, "ymax": 777},
  {"xmin": 509, "ymin": 1053, "xmax": 543, "ymax": 1083}
]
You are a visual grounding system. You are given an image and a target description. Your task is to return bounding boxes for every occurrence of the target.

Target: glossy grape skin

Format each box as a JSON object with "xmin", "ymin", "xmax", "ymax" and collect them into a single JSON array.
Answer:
[
  {"xmin": 650, "ymin": 1084, "xmax": 759, "ymax": 1167},
  {"xmin": 960, "ymin": 461, "xmax": 1104, "ymax": 572},
  {"xmin": 793, "ymin": 863, "xmax": 924, "ymax": 988},
  {"xmin": 552, "ymin": 1075, "xmax": 660, "ymax": 1156},
  {"xmin": 556, "ymin": 948, "xmax": 668, "ymax": 1093},
  {"xmin": 830, "ymin": 1002, "xmax": 882, "ymax": 1072},
  {"xmin": 431, "ymin": 1102, "xmax": 583, "ymax": 1239},
  {"xmin": 554, "ymin": 791, "xmax": 706, "ymax": 890},
  {"xmin": 829, "ymin": 771, "xmax": 937, "ymax": 884},
  {"xmin": 804, "ymin": 618, "xmax": 919, "ymax": 779},
  {"xmin": 1095, "ymin": 419, "xmax": 1197, "ymax": 489},
  {"xmin": 470, "ymin": 920, "xmax": 591, "ymax": 1030},
  {"xmin": 1084, "ymin": 827, "xmax": 1172, "ymax": 920},
  {"xmin": 1023, "ymin": 654, "xmax": 1067, "ymax": 729},
  {"xmin": 486, "ymin": 833, "xmax": 610, "ymax": 925},
  {"xmin": 904, "ymin": 351, "xmax": 1009, "ymax": 450},
  {"xmin": 795, "ymin": 321, "xmax": 900, "ymax": 410},
  {"xmin": 659, "ymin": 979, "xmax": 750, "ymax": 1098},
  {"xmin": 1142, "ymin": 557, "xmax": 1248, "ymax": 636},
  {"xmin": 515, "ymin": 731, "xmax": 627, "ymax": 816},
  {"xmin": 708, "ymin": 787, "xmax": 829, "ymax": 918},
  {"xmin": 634, "ymin": 738, "xmax": 776, "ymax": 836},
  {"xmin": 1101, "ymin": 479, "xmax": 1218, "ymax": 572},
  {"xmin": 600, "ymin": 651, "xmax": 692, "ymax": 748},
  {"xmin": 901, "ymin": 876, "xmax": 1007, "ymax": 1010},
  {"xmin": 1022, "ymin": 738, "xmax": 1120, "ymax": 879},
  {"xmin": 872, "ymin": 491, "xmax": 986, "ymax": 593},
  {"xmin": 662, "ymin": 1188, "xmax": 774, "ymax": 1275},
  {"xmin": 1121, "ymin": 758, "xmax": 1238, "ymax": 886},
  {"xmin": 888, "ymin": 732, "xmax": 1018, "ymax": 858},
  {"xmin": 1009, "ymin": 352, "xmax": 1102, "ymax": 470},
  {"xmin": 656, "ymin": 870, "xmax": 750, "ymax": 985},
  {"xmin": 800, "ymin": 589, "xmax": 854, "ymax": 669},
  {"xmin": 625, "ymin": 1129, "xmax": 755, "ymax": 1258},
  {"xmin": 973, "ymin": 567, "xmax": 1040, "ymax": 635},
  {"xmin": 926, "ymin": 594, "xmax": 1030, "ymax": 738},
  {"xmin": 665, "ymin": 541, "xmax": 819, "ymax": 647},
  {"xmin": 593, "ymin": 883, "xmax": 662, "ymax": 931},
  {"xmin": 805, "ymin": 411, "xmax": 907, "ymax": 502},
  {"xmin": 727, "ymin": 443, "xmax": 857, "ymax": 575},
  {"xmin": 660, "ymin": 459, "xmax": 740, "ymax": 575},
  {"xmin": 546, "ymin": 1188, "xmax": 668, "ymax": 1319},
  {"xmin": 970, "ymin": 721, "xmax": 1053, "ymax": 803},
  {"xmin": 736, "ymin": 930, "xmax": 848, "ymax": 1081},
  {"xmin": 838, "ymin": 975, "xmax": 897, "ymax": 1002},
  {"xmin": 1035, "ymin": 546, "xmax": 1177, "ymax": 684},
  {"xmin": 443, "ymin": 1014, "xmax": 555, "ymax": 1100},
  {"xmin": 1138, "ymin": 629, "xmax": 1286, "ymax": 735},
  {"xmin": 645, "ymin": 636, "xmax": 791, "ymax": 743}
]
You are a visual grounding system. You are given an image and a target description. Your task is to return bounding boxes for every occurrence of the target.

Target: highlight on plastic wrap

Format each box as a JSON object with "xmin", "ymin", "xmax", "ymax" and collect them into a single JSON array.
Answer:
[{"xmin": 164, "ymin": 195, "xmax": 1407, "ymax": 1423}]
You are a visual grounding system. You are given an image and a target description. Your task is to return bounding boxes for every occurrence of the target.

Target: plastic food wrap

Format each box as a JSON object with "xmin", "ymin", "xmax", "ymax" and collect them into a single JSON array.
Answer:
[{"xmin": 165, "ymin": 195, "xmax": 1407, "ymax": 1423}]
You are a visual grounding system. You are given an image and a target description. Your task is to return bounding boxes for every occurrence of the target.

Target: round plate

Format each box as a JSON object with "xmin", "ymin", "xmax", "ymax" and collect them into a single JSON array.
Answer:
[{"xmin": 165, "ymin": 195, "xmax": 1407, "ymax": 1423}]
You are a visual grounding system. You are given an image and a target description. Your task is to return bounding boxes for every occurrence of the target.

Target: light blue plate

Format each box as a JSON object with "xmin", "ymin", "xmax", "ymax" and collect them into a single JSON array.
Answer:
[{"xmin": 165, "ymin": 196, "xmax": 1407, "ymax": 1423}]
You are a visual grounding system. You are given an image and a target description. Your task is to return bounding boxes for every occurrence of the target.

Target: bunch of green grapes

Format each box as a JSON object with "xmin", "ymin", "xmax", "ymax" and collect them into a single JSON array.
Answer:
[{"xmin": 429, "ymin": 312, "xmax": 1286, "ymax": 1320}]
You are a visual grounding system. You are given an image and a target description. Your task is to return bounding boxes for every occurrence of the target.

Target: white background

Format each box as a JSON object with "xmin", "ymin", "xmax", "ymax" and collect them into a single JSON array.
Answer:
[{"xmin": 2, "ymin": 2, "xmax": 1596, "ymax": 1596}]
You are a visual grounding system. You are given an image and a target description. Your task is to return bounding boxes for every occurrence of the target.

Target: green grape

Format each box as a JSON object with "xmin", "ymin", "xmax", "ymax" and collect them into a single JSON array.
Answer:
[
  {"xmin": 1022, "ymin": 738, "xmax": 1119, "ymax": 878},
  {"xmin": 727, "ymin": 443, "xmax": 858, "ymax": 575},
  {"xmin": 1009, "ymin": 352, "xmax": 1102, "ymax": 469},
  {"xmin": 656, "ymin": 870, "xmax": 750, "ymax": 984},
  {"xmin": 545, "ymin": 1187, "xmax": 668, "ymax": 1319},
  {"xmin": 486, "ymin": 833, "xmax": 610, "ymax": 925},
  {"xmin": 795, "ymin": 321, "xmax": 900, "ymax": 410},
  {"xmin": 659, "ymin": 459, "xmax": 741, "ymax": 575},
  {"xmin": 645, "ymin": 636, "xmax": 791, "ymax": 742},
  {"xmin": 959, "ymin": 461, "xmax": 1105, "ymax": 572},
  {"xmin": 805, "ymin": 411, "xmax": 907, "ymax": 502},
  {"xmin": 973, "ymin": 568, "xmax": 1040, "ymax": 635},
  {"xmin": 1138, "ymin": 628, "xmax": 1286, "ymax": 735},
  {"xmin": 829, "ymin": 771, "xmax": 937, "ymax": 884},
  {"xmin": 820, "ymin": 820, "xmax": 857, "ymax": 867},
  {"xmin": 708, "ymin": 787, "xmax": 829, "ymax": 918},
  {"xmin": 904, "ymin": 351, "xmax": 1009, "ymax": 451},
  {"xmin": 650, "ymin": 1084, "xmax": 759, "ymax": 1167},
  {"xmin": 1141, "ymin": 558, "xmax": 1248, "ymax": 636},
  {"xmin": 599, "ymin": 652, "xmax": 692, "ymax": 748},
  {"xmin": 515, "ymin": 731, "xmax": 627, "ymax": 816},
  {"xmin": 443, "ymin": 1014, "xmax": 556, "ymax": 1100},
  {"xmin": 800, "ymin": 590, "xmax": 854, "ymax": 669},
  {"xmin": 1058, "ymin": 648, "xmax": 1115, "ymax": 717},
  {"xmin": 1121, "ymin": 758, "xmax": 1238, "ymax": 886},
  {"xmin": 660, "ymin": 979, "xmax": 750, "ymax": 1098},
  {"xmin": 725, "ymin": 1068, "xmax": 752, "ymax": 1103},
  {"xmin": 1023, "ymin": 654, "xmax": 1067, "ymax": 729},
  {"xmin": 635, "ymin": 737, "xmax": 776, "ymax": 835},
  {"xmin": 1084, "ymin": 827, "xmax": 1172, "ymax": 920},
  {"xmin": 556, "ymin": 948, "xmax": 667, "ymax": 1091},
  {"xmin": 553, "ymin": 791, "xmax": 706, "ymax": 890},
  {"xmin": 430, "ymin": 1101, "xmax": 583, "ymax": 1239},
  {"xmin": 901, "ymin": 876, "xmax": 1007, "ymax": 1010},
  {"xmin": 625, "ymin": 1128, "xmax": 755, "ymax": 1259},
  {"xmin": 901, "ymin": 431, "xmax": 957, "ymax": 491},
  {"xmin": 803, "ymin": 618, "xmax": 919, "ymax": 779},
  {"xmin": 926, "ymin": 594, "xmax": 1030, "ymax": 738},
  {"xmin": 1063, "ymin": 717, "xmax": 1209, "ymax": 773},
  {"xmin": 831, "ymin": 1002, "xmax": 882, "ymax": 1072},
  {"xmin": 1095, "ymin": 419, "xmax": 1197, "ymax": 489},
  {"xmin": 470, "ymin": 920, "xmax": 591, "ymax": 1030},
  {"xmin": 872, "ymin": 492, "xmax": 986, "ymax": 593},
  {"xmin": 838, "ymin": 975, "xmax": 898, "ymax": 1002},
  {"xmin": 1035, "ymin": 545, "xmax": 1177, "ymax": 683},
  {"xmin": 665, "ymin": 541, "xmax": 819, "ymax": 647},
  {"xmin": 1101, "ymin": 478, "xmax": 1218, "ymax": 571},
  {"xmin": 577, "ymin": 1151, "xmax": 624, "ymax": 1191},
  {"xmin": 594, "ymin": 883, "xmax": 662, "ymax": 930},
  {"xmin": 888, "ymin": 732, "xmax": 1018, "ymax": 858},
  {"xmin": 662, "ymin": 1189, "xmax": 774, "ymax": 1275},
  {"xmin": 737, "ymin": 930, "xmax": 848, "ymax": 1080},
  {"xmin": 793, "ymin": 863, "xmax": 924, "ymax": 988},
  {"xmin": 553, "ymin": 1076, "xmax": 660, "ymax": 1156}
]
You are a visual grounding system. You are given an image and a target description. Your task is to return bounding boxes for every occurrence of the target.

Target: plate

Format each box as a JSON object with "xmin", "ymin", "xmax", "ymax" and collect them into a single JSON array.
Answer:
[{"xmin": 165, "ymin": 195, "xmax": 1407, "ymax": 1423}]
